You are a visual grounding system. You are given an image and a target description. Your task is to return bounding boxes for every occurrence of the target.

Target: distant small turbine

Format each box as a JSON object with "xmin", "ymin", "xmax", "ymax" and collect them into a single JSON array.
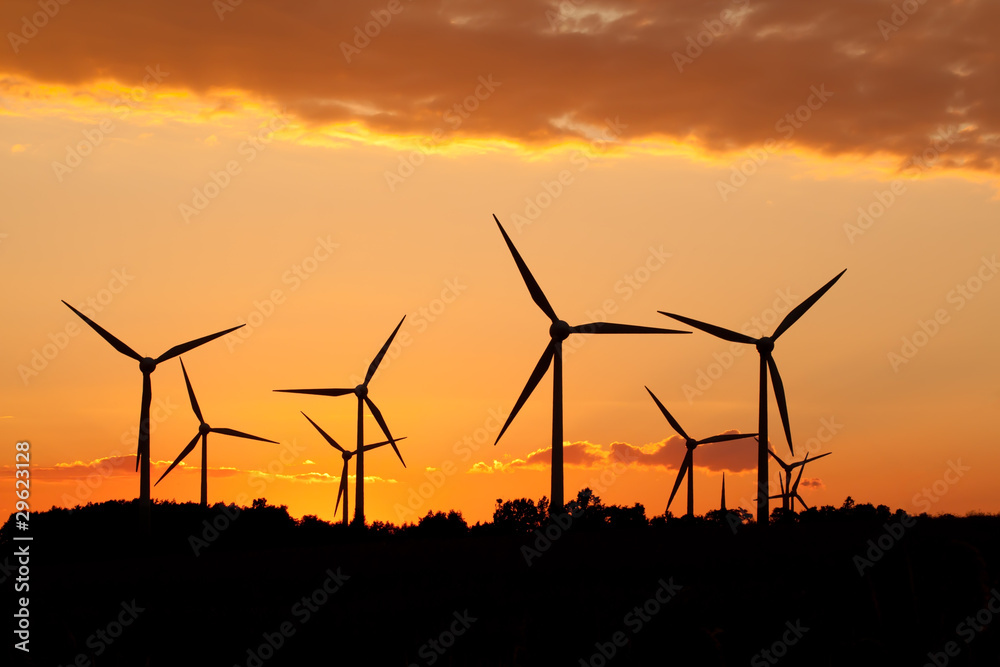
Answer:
[
  {"xmin": 155, "ymin": 359, "xmax": 277, "ymax": 507},
  {"xmin": 720, "ymin": 473, "xmax": 727, "ymax": 512},
  {"xmin": 301, "ymin": 412, "xmax": 406, "ymax": 525},
  {"xmin": 646, "ymin": 387, "xmax": 756, "ymax": 518},
  {"xmin": 493, "ymin": 215, "xmax": 689, "ymax": 513},
  {"xmin": 660, "ymin": 269, "xmax": 845, "ymax": 524},
  {"xmin": 275, "ymin": 317, "xmax": 407, "ymax": 525},
  {"xmin": 62, "ymin": 301, "xmax": 242, "ymax": 526},
  {"xmin": 769, "ymin": 450, "xmax": 829, "ymax": 511}
]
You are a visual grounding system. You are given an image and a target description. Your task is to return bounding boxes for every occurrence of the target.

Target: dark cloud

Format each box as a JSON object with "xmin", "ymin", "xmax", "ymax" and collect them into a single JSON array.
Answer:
[{"xmin": 1, "ymin": 0, "xmax": 996, "ymax": 171}]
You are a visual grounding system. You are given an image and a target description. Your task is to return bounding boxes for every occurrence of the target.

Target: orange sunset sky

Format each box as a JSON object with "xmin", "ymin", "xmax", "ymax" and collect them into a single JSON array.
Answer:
[{"xmin": 1, "ymin": 0, "xmax": 998, "ymax": 525}]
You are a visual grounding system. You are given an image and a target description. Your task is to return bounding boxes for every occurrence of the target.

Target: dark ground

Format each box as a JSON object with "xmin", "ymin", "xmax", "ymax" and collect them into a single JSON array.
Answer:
[{"xmin": 5, "ymin": 500, "xmax": 1000, "ymax": 666}]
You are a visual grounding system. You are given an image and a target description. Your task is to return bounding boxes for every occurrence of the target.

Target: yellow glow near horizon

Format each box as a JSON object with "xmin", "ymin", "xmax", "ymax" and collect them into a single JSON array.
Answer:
[{"xmin": 6, "ymin": 70, "xmax": 995, "ymax": 190}]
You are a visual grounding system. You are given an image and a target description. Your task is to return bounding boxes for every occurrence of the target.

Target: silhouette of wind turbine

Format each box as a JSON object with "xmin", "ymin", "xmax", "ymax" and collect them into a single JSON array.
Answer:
[
  {"xmin": 301, "ymin": 412, "xmax": 406, "ymax": 526},
  {"xmin": 274, "ymin": 317, "xmax": 406, "ymax": 526},
  {"xmin": 646, "ymin": 387, "xmax": 755, "ymax": 518},
  {"xmin": 155, "ymin": 359, "xmax": 277, "ymax": 507},
  {"xmin": 492, "ymin": 215, "xmax": 689, "ymax": 513},
  {"xmin": 659, "ymin": 269, "xmax": 845, "ymax": 525},
  {"xmin": 61, "ymin": 301, "xmax": 242, "ymax": 526},
  {"xmin": 768, "ymin": 448, "xmax": 830, "ymax": 511}
]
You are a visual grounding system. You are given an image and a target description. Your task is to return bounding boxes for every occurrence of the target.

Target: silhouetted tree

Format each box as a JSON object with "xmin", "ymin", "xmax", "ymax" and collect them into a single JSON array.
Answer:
[
  {"xmin": 493, "ymin": 497, "xmax": 546, "ymax": 534},
  {"xmin": 414, "ymin": 510, "xmax": 469, "ymax": 538}
]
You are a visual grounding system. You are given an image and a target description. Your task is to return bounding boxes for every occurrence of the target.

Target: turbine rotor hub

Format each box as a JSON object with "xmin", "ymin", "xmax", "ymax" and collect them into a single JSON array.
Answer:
[
  {"xmin": 549, "ymin": 319, "xmax": 572, "ymax": 341},
  {"xmin": 686, "ymin": 439, "xmax": 697, "ymax": 450},
  {"xmin": 756, "ymin": 337, "xmax": 774, "ymax": 354},
  {"xmin": 139, "ymin": 357, "xmax": 157, "ymax": 373},
  {"xmin": 199, "ymin": 423, "xmax": 211, "ymax": 435},
  {"xmin": 354, "ymin": 384, "xmax": 368, "ymax": 398},
  {"xmin": 342, "ymin": 451, "xmax": 352, "ymax": 461}
]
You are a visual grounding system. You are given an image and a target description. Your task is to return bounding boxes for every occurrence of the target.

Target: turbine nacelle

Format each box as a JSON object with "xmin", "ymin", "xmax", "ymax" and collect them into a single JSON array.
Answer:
[
  {"xmin": 549, "ymin": 319, "xmax": 572, "ymax": 341},
  {"xmin": 139, "ymin": 357, "xmax": 157, "ymax": 373},
  {"xmin": 755, "ymin": 337, "xmax": 774, "ymax": 355},
  {"xmin": 354, "ymin": 384, "xmax": 368, "ymax": 398},
  {"xmin": 341, "ymin": 450, "xmax": 353, "ymax": 461},
  {"xmin": 685, "ymin": 438, "xmax": 697, "ymax": 451},
  {"xmin": 198, "ymin": 422, "xmax": 211, "ymax": 436}
]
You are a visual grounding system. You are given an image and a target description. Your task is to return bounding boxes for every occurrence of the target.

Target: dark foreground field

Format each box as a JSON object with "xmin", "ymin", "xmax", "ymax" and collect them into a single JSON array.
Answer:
[{"xmin": 5, "ymin": 500, "xmax": 1000, "ymax": 666}]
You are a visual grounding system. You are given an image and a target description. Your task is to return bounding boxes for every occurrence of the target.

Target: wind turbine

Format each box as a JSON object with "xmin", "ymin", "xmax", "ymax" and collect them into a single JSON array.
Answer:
[
  {"xmin": 720, "ymin": 473, "xmax": 727, "ymax": 512},
  {"xmin": 301, "ymin": 412, "xmax": 406, "ymax": 526},
  {"xmin": 274, "ymin": 317, "xmax": 406, "ymax": 526},
  {"xmin": 155, "ymin": 359, "xmax": 278, "ymax": 507},
  {"xmin": 492, "ymin": 215, "xmax": 689, "ymax": 513},
  {"xmin": 646, "ymin": 386, "xmax": 755, "ymax": 518},
  {"xmin": 659, "ymin": 269, "xmax": 845, "ymax": 524},
  {"xmin": 62, "ymin": 301, "xmax": 242, "ymax": 526},
  {"xmin": 768, "ymin": 448, "xmax": 830, "ymax": 511},
  {"xmin": 771, "ymin": 452, "xmax": 832, "ymax": 510}
]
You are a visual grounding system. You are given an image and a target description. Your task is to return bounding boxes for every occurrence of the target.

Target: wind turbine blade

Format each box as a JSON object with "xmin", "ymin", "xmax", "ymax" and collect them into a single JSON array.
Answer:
[
  {"xmin": 212, "ymin": 427, "xmax": 278, "ymax": 444},
  {"xmin": 361, "ymin": 436, "xmax": 407, "ymax": 452},
  {"xmin": 274, "ymin": 387, "xmax": 355, "ymax": 396},
  {"xmin": 571, "ymin": 322, "xmax": 689, "ymax": 335},
  {"xmin": 365, "ymin": 316, "xmax": 406, "ymax": 385},
  {"xmin": 766, "ymin": 355, "xmax": 794, "ymax": 456},
  {"xmin": 156, "ymin": 325, "xmax": 244, "ymax": 363},
  {"xmin": 494, "ymin": 342, "xmax": 555, "ymax": 445},
  {"xmin": 301, "ymin": 412, "xmax": 346, "ymax": 453},
  {"xmin": 779, "ymin": 473, "xmax": 786, "ymax": 495},
  {"xmin": 493, "ymin": 214, "xmax": 557, "ymax": 322},
  {"xmin": 768, "ymin": 447, "xmax": 789, "ymax": 470},
  {"xmin": 772, "ymin": 269, "xmax": 846, "ymax": 341},
  {"xmin": 62, "ymin": 300, "xmax": 142, "ymax": 361},
  {"xmin": 792, "ymin": 453, "xmax": 809, "ymax": 491},
  {"xmin": 155, "ymin": 433, "xmax": 200, "ymax": 486},
  {"xmin": 794, "ymin": 494, "xmax": 810, "ymax": 511},
  {"xmin": 666, "ymin": 450, "xmax": 692, "ymax": 511},
  {"xmin": 335, "ymin": 460, "xmax": 349, "ymax": 514},
  {"xmin": 658, "ymin": 312, "xmax": 757, "ymax": 345},
  {"xmin": 179, "ymin": 358, "xmax": 204, "ymax": 424},
  {"xmin": 699, "ymin": 432, "xmax": 758, "ymax": 445},
  {"xmin": 644, "ymin": 387, "xmax": 690, "ymax": 441},
  {"xmin": 365, "ymin": 397, "xmax": 405, "ymax": 467},
  {"xmin": 788, "ymin": 451, "xmax": 832, "ymax": 469}
]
